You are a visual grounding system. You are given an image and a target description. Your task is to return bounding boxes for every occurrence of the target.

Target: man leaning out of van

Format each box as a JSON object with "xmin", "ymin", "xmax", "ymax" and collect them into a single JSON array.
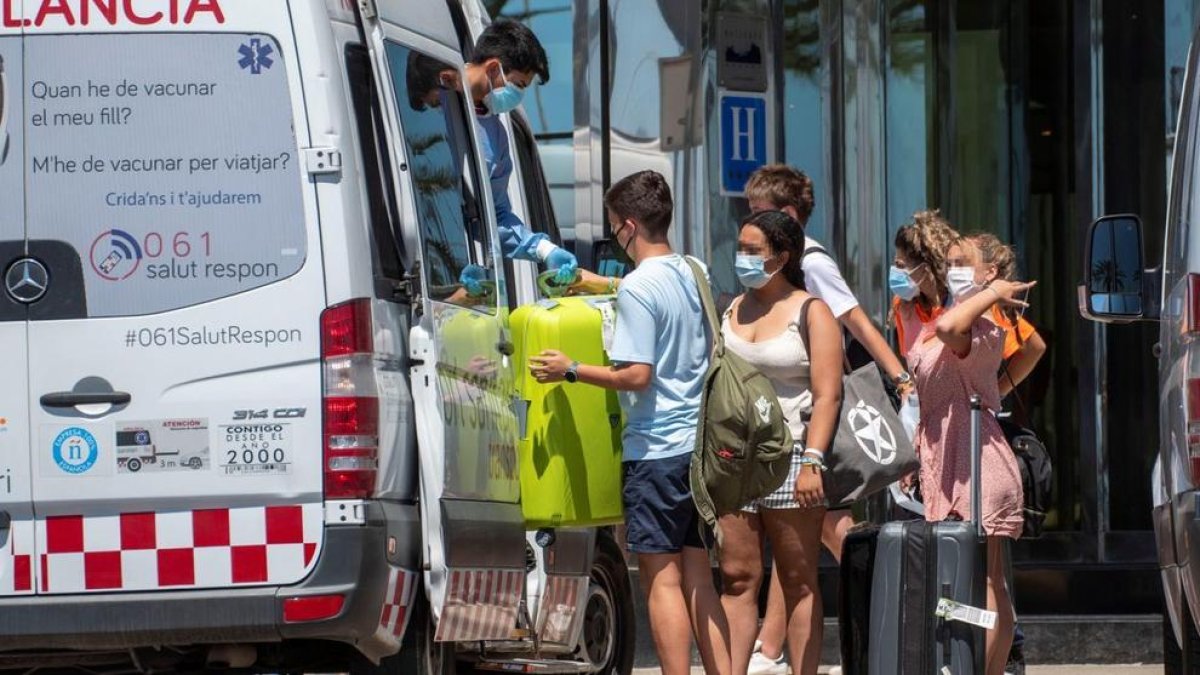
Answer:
[{"xmin": 454, "ymin": 19, "xmax": 584, "ymax": 296}]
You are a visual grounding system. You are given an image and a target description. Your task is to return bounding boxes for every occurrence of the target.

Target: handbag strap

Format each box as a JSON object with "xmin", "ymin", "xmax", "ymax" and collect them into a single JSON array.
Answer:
[
  {"xmin": 795, "ymin": 296, "xmax": 852, "ymax": 374},
  {"xmin": 795, "ymin": 297, "xmax": 817, "ymax": 358}
]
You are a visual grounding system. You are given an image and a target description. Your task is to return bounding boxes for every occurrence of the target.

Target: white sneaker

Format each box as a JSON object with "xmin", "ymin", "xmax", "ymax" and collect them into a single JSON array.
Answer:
[
  {"xmin": 829, "ymin": 667, "xmax": 843, "ymax": 675},
  {"xmin": 746, "ymin": 640, "xmax": 789, "ymax": 675}
]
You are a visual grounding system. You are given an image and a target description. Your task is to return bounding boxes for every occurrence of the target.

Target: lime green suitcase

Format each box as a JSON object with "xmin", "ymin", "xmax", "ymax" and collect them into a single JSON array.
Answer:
[{"xmin": 510, "ymin": 296, "xmax": 624, "ymax": 527}]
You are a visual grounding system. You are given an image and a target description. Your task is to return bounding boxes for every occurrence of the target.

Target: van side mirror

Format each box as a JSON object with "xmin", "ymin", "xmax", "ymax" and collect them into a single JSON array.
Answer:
[
  {"xmin": 592, "ymin": 239, "xmax": 629, "ymax": 279},
  {"xmin": 1082, "ymin": 214, "xmax": 1149, "ymax": 322}
]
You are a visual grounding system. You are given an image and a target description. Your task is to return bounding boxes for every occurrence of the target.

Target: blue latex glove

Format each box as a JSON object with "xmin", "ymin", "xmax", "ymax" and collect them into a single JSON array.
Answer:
[
  {"xmin": 544, "ymin": 246, "xmax": 579, "ymax": 285},
  {"xmin": 459, "ymin": 264, "xmax": 488, "ymax": 296}
]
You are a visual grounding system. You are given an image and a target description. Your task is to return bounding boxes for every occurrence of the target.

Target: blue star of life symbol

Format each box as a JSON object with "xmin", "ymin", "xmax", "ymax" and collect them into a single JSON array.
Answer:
[{"xmin": 238, "ymin": 38, "xmax": 275, "ymax": 75}]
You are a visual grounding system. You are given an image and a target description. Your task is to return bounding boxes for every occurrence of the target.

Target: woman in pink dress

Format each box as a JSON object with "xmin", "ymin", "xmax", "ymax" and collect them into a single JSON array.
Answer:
[{"xmin": 891, "ymin": 211, "xmax": 1031, "ymax": 675}]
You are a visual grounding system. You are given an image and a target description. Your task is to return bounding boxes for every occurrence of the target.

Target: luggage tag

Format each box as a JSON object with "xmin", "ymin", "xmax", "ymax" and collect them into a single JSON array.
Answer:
[
  {"xmin": 591, "ymin": 300, "xmax": 617, "ymax": 353},
  {"xmin": 935, "ymin": 598, "xmax": 997, "ymax": 630},
  {"xmin": 888, "ymin": 481, "xmax": 924, "ymax": 516}
]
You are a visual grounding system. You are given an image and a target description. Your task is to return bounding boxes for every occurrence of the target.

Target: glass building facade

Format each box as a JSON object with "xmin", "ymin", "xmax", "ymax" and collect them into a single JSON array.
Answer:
[{"xmin": 491, "ymin": 0, "xmax": 1200, "ymax": 614}]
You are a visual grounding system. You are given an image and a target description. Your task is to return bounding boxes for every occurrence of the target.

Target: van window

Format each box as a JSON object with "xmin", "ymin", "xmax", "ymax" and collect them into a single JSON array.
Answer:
[
  {"xmin": 23, "ymin": 34, "xmax": 306, "ymax": 318},
  {"xmin": 511, "ymin": 112, "xmax": 562, "ymax": 247},
  {"xmin": 346, "ymin": 44, "xmax": 407, "ymax": 297},
  {"xmin": 385, "ymin": 43, "xmax": 493, "ymax": 308}
]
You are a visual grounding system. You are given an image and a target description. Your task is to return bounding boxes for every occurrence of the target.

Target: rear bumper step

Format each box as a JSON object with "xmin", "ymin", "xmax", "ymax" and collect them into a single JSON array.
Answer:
[
  {"xmin": 474, "ymin": 657, "xmax": 595, "ymax": 673},
  {"xmin": 0, "ymin": 502, "xmax": 419, "ymax": 659}
]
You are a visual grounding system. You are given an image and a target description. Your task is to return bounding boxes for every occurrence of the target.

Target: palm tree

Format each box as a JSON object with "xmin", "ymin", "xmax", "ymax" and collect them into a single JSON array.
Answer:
[{"xmin": 1091, "ymin": 258, "xmax": 1126, "ymax": 292}]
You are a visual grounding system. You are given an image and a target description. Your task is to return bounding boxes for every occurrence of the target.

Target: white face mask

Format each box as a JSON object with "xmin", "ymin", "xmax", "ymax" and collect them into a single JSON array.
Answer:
[{"xmin": 947, "ymin": 266, "xmax": 980, "ymax": 301}]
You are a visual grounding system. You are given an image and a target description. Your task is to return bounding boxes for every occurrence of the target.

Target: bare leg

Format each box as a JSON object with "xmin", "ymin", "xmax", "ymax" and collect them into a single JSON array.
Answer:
[
  {"xmin": 756, "ymin": 562, "xmax": 788, "ymax": 660},
  {"xmin": 984, "ymin": 537, "xmax": 1015, "ymax": 675},
  {"xmin": 683, "ymin": 545, "xmax": 733, "ymax": 675},
  {"xmin": 637, "ymin": 552, "xmax": 695, "ymax": 675},
  {"xmin": 820, "ymin": 510, "xmax": 855, "ymax": 564},
  {"xmin": 761, "ymin": 507, "xmax": 826, "ymax": 675},
  {"xmin": 718, "ymin": 512, "xmax": 766, "ymax": 674}
]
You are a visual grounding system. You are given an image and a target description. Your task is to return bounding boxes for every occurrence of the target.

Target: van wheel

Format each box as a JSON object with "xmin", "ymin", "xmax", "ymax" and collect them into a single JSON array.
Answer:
[
  {"xmin": 1165, "ymin": 596, "xmax": 1200, "ymax": 674},
  {"xmin": 127, "ymin": 458, "xmax": 142, "ymax": 472},
  {"xmin": 582, "ymin": 532, "xmax": 634, "ymax": 675}
]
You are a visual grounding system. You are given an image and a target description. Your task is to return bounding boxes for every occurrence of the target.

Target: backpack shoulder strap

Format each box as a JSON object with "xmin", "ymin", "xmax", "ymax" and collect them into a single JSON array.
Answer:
[
  {"xmin": 684, "ymin": 257, "xmax": 721, "ymax": 350},
  {"xmin": 803, "ymin": 245, "xmax": 829, "ymax": 259},
  {"xmin": 1000, "ymin": 357, "xmax": 1030, "ymax": 419}
]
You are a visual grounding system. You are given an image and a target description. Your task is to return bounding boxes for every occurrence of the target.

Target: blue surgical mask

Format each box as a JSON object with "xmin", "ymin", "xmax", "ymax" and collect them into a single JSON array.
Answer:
[
  {"xmin": 889, "ymin": 265, "xmax": 921, "ymax": 301},
  {"xmin": 735, "ymin": 254, "xmax": 777, "ymax": 289},
  {"xmin": 484, "ymin": 68, "xmax": 524, "ymax": 115}
]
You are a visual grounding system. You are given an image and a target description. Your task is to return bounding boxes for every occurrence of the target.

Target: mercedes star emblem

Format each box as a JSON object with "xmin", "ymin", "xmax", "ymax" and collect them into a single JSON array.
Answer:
[{"xmin": 5, "ymin": 258, "xmax": 49, "ymax": 304}]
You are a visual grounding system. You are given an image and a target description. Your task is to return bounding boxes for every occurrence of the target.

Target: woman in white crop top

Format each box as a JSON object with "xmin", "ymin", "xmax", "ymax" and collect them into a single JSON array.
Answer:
[{"xmin": 718, "ymin": 210, "xmax": 844, "ymax": 675}]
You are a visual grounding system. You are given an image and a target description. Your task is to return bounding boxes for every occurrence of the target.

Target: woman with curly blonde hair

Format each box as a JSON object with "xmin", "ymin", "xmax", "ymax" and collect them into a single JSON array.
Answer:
[
  {"xmin": 889, "ymin": 210, "xmax": 960, "ymax": 355},
  {"xmin": 890, "ymin": 211, "xmax": 1032, "ymax": 675}
]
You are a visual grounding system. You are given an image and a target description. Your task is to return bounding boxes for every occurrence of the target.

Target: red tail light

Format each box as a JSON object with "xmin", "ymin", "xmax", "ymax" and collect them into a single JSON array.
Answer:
[
  {"xmin": 283, "ymin": 594, "xmax": 346, "ymax": 623},
  {"xmin": 322, "ymin": 299, "xmax": 373, "ymax": 357},
  {"xmin": 321, "ymin": 299, "xmax": 379, "ymax": 499},
  {"xmin": 1188, "ymin": 379, "xmax": 1200, "ymax": 487}
]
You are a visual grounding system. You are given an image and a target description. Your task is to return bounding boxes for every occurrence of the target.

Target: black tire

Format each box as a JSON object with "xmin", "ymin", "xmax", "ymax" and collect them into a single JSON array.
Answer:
[
  {"xmin": 1165, "ymin": 595, "xmax": 1200, "ymax": 674},
  {"xmin": 584, "ymin": 531, "xmax": 635, "ymax": 675},
  {"xmin": 127, "ymin": 458, "xmax": 142, "ymax": 473},
  {"xmin": 351, "ymin": 587, "xmax": 458, "ymax": 675}
]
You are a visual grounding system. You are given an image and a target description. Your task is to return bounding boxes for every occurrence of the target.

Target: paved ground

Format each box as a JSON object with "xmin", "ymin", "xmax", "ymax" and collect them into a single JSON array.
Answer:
[{"xmin": 628, "ymin": 662, "xmax": 1161, "ymax": 667}]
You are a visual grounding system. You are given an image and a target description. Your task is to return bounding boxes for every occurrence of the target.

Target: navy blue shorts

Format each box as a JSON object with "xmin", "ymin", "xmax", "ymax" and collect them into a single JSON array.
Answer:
[{"xmin": 622, "ymin": 453, "xmax": 709, "ymax": 554}]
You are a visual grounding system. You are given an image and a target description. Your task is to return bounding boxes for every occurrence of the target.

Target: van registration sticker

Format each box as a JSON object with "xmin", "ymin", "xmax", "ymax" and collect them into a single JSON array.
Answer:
[{"xmin": 219, "ymin": 423, "xmax": 291, "ymax": 475}]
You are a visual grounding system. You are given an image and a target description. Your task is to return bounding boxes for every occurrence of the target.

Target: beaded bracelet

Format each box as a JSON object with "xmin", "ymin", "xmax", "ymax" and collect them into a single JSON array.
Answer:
[{"xmin": 799, "ymin": 455, "xmax": 827, "ymax": 472}]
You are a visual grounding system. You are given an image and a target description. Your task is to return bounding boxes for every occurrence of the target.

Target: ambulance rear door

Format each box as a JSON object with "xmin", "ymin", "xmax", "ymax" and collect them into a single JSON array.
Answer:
[{"xmin": 20, "ymin": 4, "xmax": 327, "ymax": 595}]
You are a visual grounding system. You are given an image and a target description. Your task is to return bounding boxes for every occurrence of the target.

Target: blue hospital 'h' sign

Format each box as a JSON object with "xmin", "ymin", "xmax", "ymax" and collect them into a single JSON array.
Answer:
[{"xmin": 720, "ymin": 95, "xmax": 767, "ymax": 195}]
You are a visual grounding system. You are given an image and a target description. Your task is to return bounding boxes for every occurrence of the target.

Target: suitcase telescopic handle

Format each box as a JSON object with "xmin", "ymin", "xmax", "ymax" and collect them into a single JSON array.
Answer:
[
  {"xmin": 537, "ymin": 270, "xmax": 580, "ymax": 298},
  {"xmin": 969, "ymin": 394, "xmax": 984, "ymax": 538}
]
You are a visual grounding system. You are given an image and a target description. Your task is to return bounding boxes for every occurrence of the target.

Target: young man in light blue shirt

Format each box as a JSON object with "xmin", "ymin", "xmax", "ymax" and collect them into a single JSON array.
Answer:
[{"xmin": 530, "ymin": 170, "xmax": 732, "ymax": 675}]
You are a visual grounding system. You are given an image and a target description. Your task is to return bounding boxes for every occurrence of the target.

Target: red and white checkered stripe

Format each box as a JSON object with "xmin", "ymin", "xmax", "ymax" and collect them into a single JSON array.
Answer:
[
  {"xmin": 536, "ymin": 575, "xmax": 586, "ymax": 644},
  {"xmin": 35, "ymin": 504, "xmax": 322, "ymax": 593},
  {"xmin": 377, "ymin": 566, "xmax": 418, "ymax": 642},
  {"xmin": 0, "ymin": 518, "xmax": 35, "ymax": 596},
  {"xmin": 435, "ymin": 568, "xmax": 524, "ymax": 642}
]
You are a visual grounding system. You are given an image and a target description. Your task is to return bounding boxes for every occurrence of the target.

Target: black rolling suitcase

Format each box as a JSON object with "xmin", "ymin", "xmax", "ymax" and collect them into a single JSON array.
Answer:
[{"xmin": 839, "ymin": 395, "xmax": 991, "ymax": 674}]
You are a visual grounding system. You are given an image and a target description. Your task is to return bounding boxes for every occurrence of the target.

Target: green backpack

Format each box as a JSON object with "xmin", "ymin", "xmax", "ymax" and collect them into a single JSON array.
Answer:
[{"xmin": 683, "ymin": 258, "xmax": 795, "ymax": 533}]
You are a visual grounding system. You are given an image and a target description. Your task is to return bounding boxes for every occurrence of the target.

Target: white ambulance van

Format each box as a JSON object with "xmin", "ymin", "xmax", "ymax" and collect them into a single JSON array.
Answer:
[
  {"xmin": 1083, "ymin": 23, "xmax": 1200, "ymax": 674},
  {"xmin": 0, "ymin": 1, "xmax": 632, "ymax": 673}
]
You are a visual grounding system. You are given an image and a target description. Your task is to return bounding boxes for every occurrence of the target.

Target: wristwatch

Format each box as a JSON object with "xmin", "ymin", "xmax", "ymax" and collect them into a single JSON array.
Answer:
[
  {"xmin": 564, "ymin": 361, "xmax": 580, "ymax": 383},
  {"xmin": 892, "ymin": 371, "xmax": 913, "ymax": 388}
]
